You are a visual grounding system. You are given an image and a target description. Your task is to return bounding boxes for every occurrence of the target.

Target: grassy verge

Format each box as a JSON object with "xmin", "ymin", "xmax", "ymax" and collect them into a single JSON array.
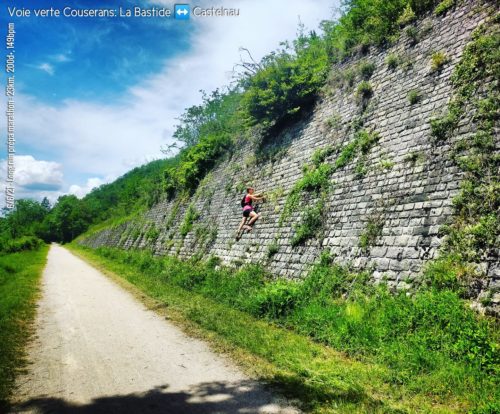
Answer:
[
  {"xmin": 69, "ymin": 244, "xmax": 499, "ymax": 413},
  {"xmin": 0, "ymin": 245, "xmax": 48, "ymax": 411}
]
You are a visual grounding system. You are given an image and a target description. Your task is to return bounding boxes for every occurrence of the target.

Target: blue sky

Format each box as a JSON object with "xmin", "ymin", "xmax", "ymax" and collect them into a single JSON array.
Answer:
[
  {"xmin": 5, "ymin": 0, "xmax": 192, "ymax": 104},
  {"xmin": 0, "ymin": 0, "xmax": 338, "ymax": 202}
]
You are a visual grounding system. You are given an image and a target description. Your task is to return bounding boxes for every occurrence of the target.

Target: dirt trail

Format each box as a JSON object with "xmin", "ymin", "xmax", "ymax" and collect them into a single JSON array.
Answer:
[{"xmin": 11, "ymin": 244, "xmax": 299, "ymax": 414}]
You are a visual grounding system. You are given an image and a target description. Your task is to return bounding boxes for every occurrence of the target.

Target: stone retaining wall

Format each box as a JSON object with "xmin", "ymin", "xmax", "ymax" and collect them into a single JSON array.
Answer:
[{"xmin": 82, "ymin": 1, "xmax": 498, "ymax": 305}]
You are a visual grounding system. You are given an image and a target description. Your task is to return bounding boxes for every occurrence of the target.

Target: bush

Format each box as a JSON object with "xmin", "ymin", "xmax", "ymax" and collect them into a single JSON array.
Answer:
[
  {"xmin": 267, "ymin": 241, "xmax": 279, "ymax": 258},
  {"xmin": 440, "ymin": 25, "xmax": 500, "ymax": 271},
  {"xmin": 164, "ymin": 133, "xmax": 232, "ymax": 198},
  {"xmin": 172, "ymin": 89, "xmax": 241, "ymax": 149},
  {"xmin": 434, "ymin": 0, "xmax": 455, "ymax": 16},
  {"xmin": 409, "ymin": 0, "xmax": 441, "ymax": 15},
  {"xmin": 301, "ymin": 260, "xmax": 368, "ymax": 302},
  {"xmin": 404, "ymin": 151, "xmax": 423, "ymax": 165},
  {"xmin": 291, "ymin": 199, "xmax": 324, "ymax": 246},
  {"xmin": 385, "ymin": 53, "xmax": 400, "ymax": 69},
  {"xmin": 407, "ymin": 89, "xmax": 421, "ymax": 105},
  {"xmin": 145, "ymin": 227, "xmax": 159, "ymax": 243},
  {"xmin": 405, "ymin": 26, "xmax": 419, "ymax": 44},
  {"xmin": 357, "ymin": 129, "xmax": 380, "ymax": 154},
  {"xmin": 327, "ymin": 68, "xmax": 357, "ymax": 90},
  {"xmin": 179, "ymin": 204, "xmax": 200, "ymax": 237},
  {"xmin": 281, "ymin": 132, "xmax": 372, "ymax": 243},
  {"xmin": 324, "ymin": 114, "xmax": 341, "ymax": 129},
  {"xmin": 422, "ymin": 254, "xmax": 476, "ymax": 293},
  {"xmin": 397, "ymin": 4, "xmax": 416, "ymax": 26},
  {"xmin": 241, "ymin": 32, "xmax": 328, "ymax": 129},
  {"xmin": 355, "ymin": 81, "xmax": 373, "ymax": 110},
  {"xmin": 379, "ymin": 158, "xmax": 394, "ymax": 170},
  {"xmin": 291, "ymin": 284, "xmax": 499, "ymax": 378},
  {"xmin": 430, "ymin": 109, "xmax": 459, "ymax": 140},
  {"xmin": 280, "ymin": 158, "xmax": 333, "ymax": 226},
  {"xmin": 253, "ymin": 280, "xmax": 302, "ymax": 318},
  {"xmin": 356, "ymin": 81, "xmax": 373, "ymax": 100},
  {"xmin": 311, "ymin": 146, "xmax": 335, "ymax": 167},
  {"xmin": 0, "ymin": 236, "xmax": 43, "ymax": 253},
  {"xmin": 332, "ymin": 128, "xmax": 379, "ymax": 175},
  {"xmin": 298, "ymin": 163, "xmax": 333, "ymax": 194},
  {"xmin": 359, "ymin": 216, "xmax": 384, "ymax": 252},
  {"xmin": 430, "ymin": 51, "xmax": 449, "ymax": 72},
  {"xmin": 281, "ymin": 146, "xmax": 335, "ymax": 227},
  {"xmin": 323, "ymin": 0, "xmax": 439, "ymax": 58},
  {"xmin": 355, "ymin": 161, "xmax": 368, "ymax": 177},
  {"xmin": 358, "ymin": 61, "xmax": 376, "ymax": 80}
]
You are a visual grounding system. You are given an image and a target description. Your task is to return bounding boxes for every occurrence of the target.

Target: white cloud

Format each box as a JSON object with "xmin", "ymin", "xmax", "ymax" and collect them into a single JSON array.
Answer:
[
  {"xmin": 37, "ymin": 62, "xmax": 55, "ymax": 75},
  {"xmin": 0, "ymin": 155, "xmax": 63, "ymax": 189},
  {"xmin": 69, "ymin": 176, "xmax": 110, "ymax": 198},
  {"xmin": 0, "ymin": 155, "xmax": 64, "ymax": 203},
  {"xmin": 15, "ymin": 0, "xmax": 339, "ymax": 196},
  {"xmin": 51, "ymin": 53, "xmax": 72, "ymax": 63}
]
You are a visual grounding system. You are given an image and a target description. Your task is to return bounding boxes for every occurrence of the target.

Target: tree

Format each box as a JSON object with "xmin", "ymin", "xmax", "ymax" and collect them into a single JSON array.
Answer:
[
  {"xmin": 49, "ymin": 195, "xmax": 93, "ymax": 242},
  {"xmin": 3, "ymin": 199, "xmax": 47, "ymax": 238},
  {"xmin": 240, "ymin": 30, "xmax": 329, "ymax": 129},
  {"xmin": 171, "ymin": 89, "xmax": 241, "ymax": 149},
  {"xmin": 41, "ymin": 197, "xmax": 51, "ymax": 211}
]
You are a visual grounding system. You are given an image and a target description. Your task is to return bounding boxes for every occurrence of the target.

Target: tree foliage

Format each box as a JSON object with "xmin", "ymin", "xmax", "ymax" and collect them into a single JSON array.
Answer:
[
  {"xmin": 240, "ymin": 30, "xmax": 329, "ymax": 128},
  {"xmin": 173, "ymin": 89, "xmax": 242, "ymax": 149},
  {"xmin": 0, "ymin": 159, "xmax": 176, "ymax": 245},
  {"xmin": 164, "ymin": 132, "xmax": 232, "ymax": 198},
  {"xmin": 163, "ymin": 88, "xmax": 241, "ymax": 198},
  {"xmin": 0, "ymin": 200, "xmax": 47, "ymax": 239},
  {"xmin": 324, "ymin": 0, "xmax": 440, "ymax": 58}
]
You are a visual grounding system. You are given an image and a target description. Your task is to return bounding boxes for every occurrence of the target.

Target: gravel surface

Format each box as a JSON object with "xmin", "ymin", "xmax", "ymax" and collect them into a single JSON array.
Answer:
[{"xmin": 11, "ymin": 244, "xmax": 299, "ymax": 414}]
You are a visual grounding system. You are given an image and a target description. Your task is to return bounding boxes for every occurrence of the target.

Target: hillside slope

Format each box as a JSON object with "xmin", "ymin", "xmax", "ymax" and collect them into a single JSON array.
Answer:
[{"xmin": 81, "ymin": 1, "xmax": 498, "ymax": 311}]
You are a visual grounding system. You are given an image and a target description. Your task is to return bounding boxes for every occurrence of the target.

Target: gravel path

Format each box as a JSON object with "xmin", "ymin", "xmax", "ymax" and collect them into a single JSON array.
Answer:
[{"xmin": 11, "ymin": 244, "xmax": 299, "ymax": 414}]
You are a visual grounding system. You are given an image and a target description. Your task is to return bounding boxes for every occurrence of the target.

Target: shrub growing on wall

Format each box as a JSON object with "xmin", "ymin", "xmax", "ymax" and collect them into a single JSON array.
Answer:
[
  {"xmin": 164, "ymin": 133, "xmax": 232, "ymax": 198},
  {"xmin": 240, "ymin": 31, "xmax": 329, "ymax": 129}
]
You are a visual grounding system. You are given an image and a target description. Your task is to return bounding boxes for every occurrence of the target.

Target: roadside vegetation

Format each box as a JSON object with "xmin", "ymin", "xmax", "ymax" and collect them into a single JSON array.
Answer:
[
  {"xmin": 0, "ymin": 243, "xmax": 48, "ymax": 411},
  {"xmin": 71, "ymin": 244, "xmax": 499, "ymax": 413}
]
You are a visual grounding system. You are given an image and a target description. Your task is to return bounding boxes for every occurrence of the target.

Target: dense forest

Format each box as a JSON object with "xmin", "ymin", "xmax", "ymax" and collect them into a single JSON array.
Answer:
[
  {"xmin": 0, "ymin": 158, "xmax": 174, "ymax": 248},
  {"xmin": 1, "ymin": 0, "xmax": 470, "ymax": 249}
]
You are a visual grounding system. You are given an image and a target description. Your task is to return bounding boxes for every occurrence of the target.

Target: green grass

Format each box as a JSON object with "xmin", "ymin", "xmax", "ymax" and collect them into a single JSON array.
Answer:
[
  {"xmin": 77, "ymin": 209, "xmax": 142, "ymax": 241},
  {"xmin": 279, "ymin": 163, "xmax": 332, "ymax": 225},
  {"xmin": 267, "ymin": 241, "xmax": 279, "ymax": 258},
  {"xmin": 69, "ymin": 244, "xmax": 499, "ymax": 413},
  {"xmin": 0, "ymin": 245, "xmax": 48, "ymax": 410},
  {"xmin": 405, "ymin": 26, "xmax": 419, "ymax": 45},
  {"xmin": 280, "ymin": 129, "xmax": 380, "ymax": 237}
]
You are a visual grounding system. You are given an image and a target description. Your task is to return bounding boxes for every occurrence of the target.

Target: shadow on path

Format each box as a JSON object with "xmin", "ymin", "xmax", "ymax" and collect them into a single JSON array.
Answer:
[{"xmin": 11, "ymin": 379, "xmax": 298, "ymax": 414}]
